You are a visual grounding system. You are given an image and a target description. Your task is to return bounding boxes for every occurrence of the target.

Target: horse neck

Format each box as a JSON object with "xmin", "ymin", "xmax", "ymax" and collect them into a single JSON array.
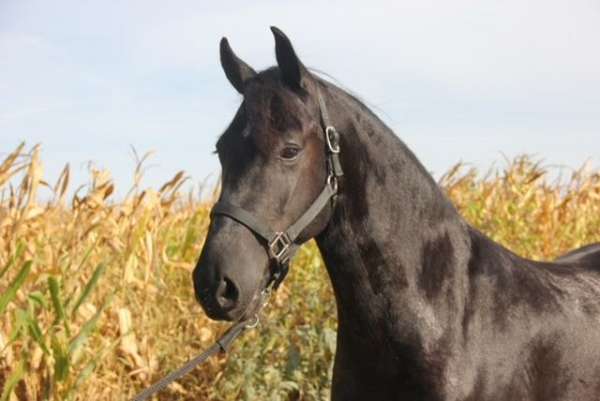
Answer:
[{"xmin": 315, "ymin": 84, "xmax": 471, "ymax": 345}]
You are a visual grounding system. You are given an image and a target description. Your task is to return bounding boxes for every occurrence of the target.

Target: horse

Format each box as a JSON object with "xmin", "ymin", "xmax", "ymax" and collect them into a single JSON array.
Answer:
[{"xmin": 193, "ymin": 27, "xmax": 600, "ymax": 401}]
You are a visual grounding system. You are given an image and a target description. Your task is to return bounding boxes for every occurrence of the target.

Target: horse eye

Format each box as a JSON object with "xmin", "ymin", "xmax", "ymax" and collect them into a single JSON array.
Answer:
[{"xmin": 280, "ymin": 146, "xmax": 300, "ymax": 160}]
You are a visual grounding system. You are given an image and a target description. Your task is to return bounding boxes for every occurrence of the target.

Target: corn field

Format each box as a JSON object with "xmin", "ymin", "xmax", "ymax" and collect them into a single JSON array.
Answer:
[{"xmin": 1, "ymin": 143, "xmax": 599, "ymax": 401}]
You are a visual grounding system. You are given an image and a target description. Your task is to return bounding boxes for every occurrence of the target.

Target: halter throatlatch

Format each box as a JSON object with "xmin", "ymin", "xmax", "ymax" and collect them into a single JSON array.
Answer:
[{"xmin": 210, "ymin": 88, "xmax": 343, "ymax": 290}]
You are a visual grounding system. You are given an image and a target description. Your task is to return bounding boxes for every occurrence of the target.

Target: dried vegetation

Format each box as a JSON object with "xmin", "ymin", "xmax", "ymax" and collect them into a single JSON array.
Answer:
[{"xmin": 1, "ymin": 144, "xmax": 599, "ymax": 400}]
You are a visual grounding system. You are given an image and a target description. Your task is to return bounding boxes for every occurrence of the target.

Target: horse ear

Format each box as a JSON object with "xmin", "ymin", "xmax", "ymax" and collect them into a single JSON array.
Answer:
[
  {"xmin": 270, "ymin": 26, "xmax": 308, "ymax": 90},
  {"xmin": 220, "ymin": 37, "xmax": 257, "ymax": 94}
]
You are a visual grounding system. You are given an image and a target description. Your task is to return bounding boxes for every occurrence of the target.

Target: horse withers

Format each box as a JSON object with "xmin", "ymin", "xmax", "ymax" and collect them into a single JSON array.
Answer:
[{"xmin": 193, "ymin": 27, "xmax": 600, "ymax": 401}]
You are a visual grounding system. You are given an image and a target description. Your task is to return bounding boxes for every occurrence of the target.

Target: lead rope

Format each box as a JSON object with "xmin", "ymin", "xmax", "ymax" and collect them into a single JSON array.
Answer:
[
  {"xmin": 130, "ymin": 288, "xmax": 271, "ymax": 401},
  {"xmin": 130, "ymin": 319, "xmax": 252, "ymax": 401}
]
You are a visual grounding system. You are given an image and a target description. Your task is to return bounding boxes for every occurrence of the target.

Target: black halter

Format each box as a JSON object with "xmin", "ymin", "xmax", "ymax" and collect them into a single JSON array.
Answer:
[{"xmin": 210, "ymin": 88, "xmax": 344, "ymax": 290}]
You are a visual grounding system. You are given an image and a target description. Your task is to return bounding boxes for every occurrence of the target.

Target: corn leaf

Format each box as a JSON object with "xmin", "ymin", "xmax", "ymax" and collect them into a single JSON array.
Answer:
[
  {"xmin": 0, "ymin": 260, "xmax": 32, "ymax": 315},
  {"xmin": 52, "ymin": 334, "xmax": 70, "ymax": 382},
  {"xmin": 68, "ymin": 294, "xmax": 111, "ymax": 356},
  {"xmin": 70, "ymin": 263, "xmax": 105, "ymax": 317},
  {"xmin": 27, "ymin": 313, "xmax": 50, "ymax": 355},
  {"xmin": 0, "ymin": 242, "xmax": 25, "ymax": 280},
  {"xmin": 28, "ymin": 291, "xmax": 47, "ymax": 308},
  {"xmin": 0, "ymin": 360, "xmax": 24, "ymax": 401},
  {"xmin": 48, "ymin": 275, "xmax": 71, "ymax": 336}
]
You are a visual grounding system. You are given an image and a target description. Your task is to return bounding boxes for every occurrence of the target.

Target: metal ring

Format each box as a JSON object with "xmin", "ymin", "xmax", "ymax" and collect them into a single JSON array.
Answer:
[
  {"xmin": 325, "ymin": 126, "xmax": 340, "ymax": 154},
  {"xmin": 245, "ymin": 315, "xmax": 260, "ymax": 329},
  {"xmin": 327, "ymin": 175, "xmax": 338, "ymax": 193}
]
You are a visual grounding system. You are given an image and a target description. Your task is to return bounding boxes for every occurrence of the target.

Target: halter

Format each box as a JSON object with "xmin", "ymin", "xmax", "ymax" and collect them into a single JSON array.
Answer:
[
  {"xmin": 210, "ymin": 88, "xmax": 344, "ymax": 290},
  {"xmin": 132, "ymin": 89, "xmax": 342, "ymax": 401}
]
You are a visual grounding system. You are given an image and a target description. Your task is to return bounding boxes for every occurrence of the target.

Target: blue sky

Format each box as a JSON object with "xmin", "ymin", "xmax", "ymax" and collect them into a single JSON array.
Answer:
[{"xmin": 1, "ymin": 0, "xmax": 599, "ymax": 197}]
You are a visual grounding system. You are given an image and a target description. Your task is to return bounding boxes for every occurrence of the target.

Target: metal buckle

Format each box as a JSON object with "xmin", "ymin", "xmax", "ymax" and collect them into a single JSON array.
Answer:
[
  {"xmin": 268, "ymin": 232, "xmax": 292, "ymax": 262},
  {"xmin": 325, "ymin": 126, "xmax": 340, "ymax": 154}
]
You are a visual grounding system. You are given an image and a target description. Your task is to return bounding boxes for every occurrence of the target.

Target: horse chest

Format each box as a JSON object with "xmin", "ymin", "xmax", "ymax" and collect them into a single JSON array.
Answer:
[{"xmin": 331, "ymin": 331, "xmax": 449, "ymax": 401}]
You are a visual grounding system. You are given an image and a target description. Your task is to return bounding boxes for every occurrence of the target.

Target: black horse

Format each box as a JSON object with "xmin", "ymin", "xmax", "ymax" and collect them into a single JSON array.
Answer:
[{"xmin": 193, "ymin": 27, "xmax": 600, "ymax": 401}]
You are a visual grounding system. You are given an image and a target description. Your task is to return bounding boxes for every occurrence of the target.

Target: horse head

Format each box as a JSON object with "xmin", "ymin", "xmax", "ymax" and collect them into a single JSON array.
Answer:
[{"xmin": 193, "ymin": 27, "xmax": 339, "ymax": 321}]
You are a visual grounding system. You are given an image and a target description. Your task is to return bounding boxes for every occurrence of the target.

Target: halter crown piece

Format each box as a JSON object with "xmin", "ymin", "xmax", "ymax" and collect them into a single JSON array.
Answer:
[{"xmin": 210, "ymin": 87, "xmax": 344, "ymax": 290}]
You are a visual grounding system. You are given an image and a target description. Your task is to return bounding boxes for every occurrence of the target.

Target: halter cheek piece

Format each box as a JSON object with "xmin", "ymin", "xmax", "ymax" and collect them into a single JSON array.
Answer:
[{"xmin": 210, "ymin": 89, "xmax": 344, "ymax": 290}]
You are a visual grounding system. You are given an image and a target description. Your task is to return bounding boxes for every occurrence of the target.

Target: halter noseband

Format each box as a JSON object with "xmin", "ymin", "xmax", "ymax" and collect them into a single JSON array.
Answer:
[{"xmin": 210, "ymin": 88, "xmax": 344, "ymax": 290}]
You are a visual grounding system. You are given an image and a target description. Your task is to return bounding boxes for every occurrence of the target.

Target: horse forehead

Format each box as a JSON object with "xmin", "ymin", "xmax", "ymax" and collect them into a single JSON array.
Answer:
[{"xmin": 245, "ymin": 82, "xmax": 304, "ymax": 116}]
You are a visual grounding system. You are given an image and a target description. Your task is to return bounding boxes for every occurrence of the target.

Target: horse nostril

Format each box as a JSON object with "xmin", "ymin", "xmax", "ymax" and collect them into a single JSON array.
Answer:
[{"xmin": 216, "ymin": 276, "xmax": 239, "ymax": 310}]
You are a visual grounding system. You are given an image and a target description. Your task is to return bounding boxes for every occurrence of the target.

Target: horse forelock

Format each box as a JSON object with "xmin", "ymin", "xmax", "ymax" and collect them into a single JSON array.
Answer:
[{"xmin": 215, "ymin": 67, "xmax": 311, "ymax": 167}]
